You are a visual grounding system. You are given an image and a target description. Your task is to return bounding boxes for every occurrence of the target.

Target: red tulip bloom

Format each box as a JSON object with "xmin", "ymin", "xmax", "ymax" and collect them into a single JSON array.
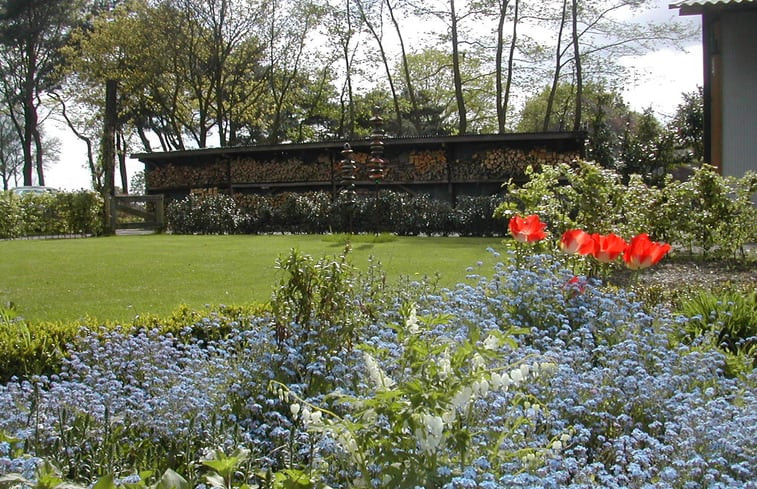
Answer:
[
  {"xmin": 508, "ymin": 214, "xmax": 547, "ymax": 243},
  {"xmin": 591, "ymin": 233, "xmax": 628, "ymax": 263},
  {"xmin": 560, "ymin": 229, "xmax": 597, "ymax": 255},
  {"xmin": 624, "ymin": 233, "xmax": 672, "ymax": 270}
]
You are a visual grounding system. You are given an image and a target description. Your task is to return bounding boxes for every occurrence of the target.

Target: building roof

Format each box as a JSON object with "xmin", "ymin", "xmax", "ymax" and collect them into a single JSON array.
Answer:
[
  {"xmin": 132, "ymin": 132, "xmax": 586, "ymax": 165},
  {"xmin": 670, "ymin": 0, "xmax": 757, "ymax": 15}
]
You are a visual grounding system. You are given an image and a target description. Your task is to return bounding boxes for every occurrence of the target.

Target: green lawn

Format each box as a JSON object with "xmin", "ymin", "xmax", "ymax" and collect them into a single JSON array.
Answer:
[{"xmin": 0, "ymin": 234, "xmax": 505, "ymax": 323}]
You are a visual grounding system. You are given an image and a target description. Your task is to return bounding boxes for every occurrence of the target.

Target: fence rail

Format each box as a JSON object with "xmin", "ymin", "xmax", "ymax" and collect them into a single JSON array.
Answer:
[{"xmin": 109, "ymin": 195, "xmax": 165, "ymax": 232}]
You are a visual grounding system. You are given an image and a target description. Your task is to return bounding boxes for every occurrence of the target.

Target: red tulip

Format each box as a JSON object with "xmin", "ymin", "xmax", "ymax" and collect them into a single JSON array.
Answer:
[
  {"xmin": 623, "ymin": 233, "xmax": 672, "ymax": 270},
  {"xmin": 508, "ymin": 214, "xmax": 547, "ymax": 243},
  {"xmin": 560, "ymin": 229, "xmax": 597, "ymax": 255},
  {"xmin": 591, "ymin": 233, "xmax": 627, "ymax": 263},
  {"xmin": 565, "ymin": 275, "xmax": 587, "ymax": 296}
]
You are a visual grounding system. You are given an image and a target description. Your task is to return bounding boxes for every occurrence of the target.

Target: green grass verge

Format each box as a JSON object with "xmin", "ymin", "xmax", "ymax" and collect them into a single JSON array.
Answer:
[{"xmin": 0, "ymin": 234, "xmax": 505, "ymax": 323}]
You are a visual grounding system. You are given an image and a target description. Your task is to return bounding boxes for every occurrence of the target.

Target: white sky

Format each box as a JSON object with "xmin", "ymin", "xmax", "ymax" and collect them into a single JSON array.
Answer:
[{"xmin": 43, "ymin": 1, "xmax": 704, "ymax": 192}]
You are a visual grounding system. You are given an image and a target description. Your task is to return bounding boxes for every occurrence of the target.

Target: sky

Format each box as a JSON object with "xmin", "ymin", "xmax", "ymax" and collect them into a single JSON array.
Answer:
[{"xmin": 42, "ymin": 1, "xmax": 704, "ymax": 192}]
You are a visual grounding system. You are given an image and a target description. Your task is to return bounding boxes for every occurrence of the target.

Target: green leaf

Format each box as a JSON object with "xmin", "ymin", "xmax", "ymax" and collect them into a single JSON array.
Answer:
[
  {"xmin": 91, "ymin": 474, "xmax": 116, "ymax": 489},
  {"xmin": 153, "ymin": 470, "xmax": 188, "ymax": 489}
]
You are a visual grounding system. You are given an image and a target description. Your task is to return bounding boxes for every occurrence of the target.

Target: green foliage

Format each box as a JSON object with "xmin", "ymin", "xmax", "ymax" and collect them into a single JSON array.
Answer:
[
  {"xmin": 0, "ymin": 310, "xmax": 80, "ymax": 381},
  {"xmin": 0, "ymin": 191, "xmax": 103, "ymax": 239},
  {"xmin": 676, "ymin": 286, "xmax": 757, "ymax": 375},
  {"xmin": 166, "ymin": 191, "xmax": 504, "ymax": 236},
  {"xmin": 280, "ymin": 306, "xmax": 541, "ymax": 487},
  {"xmin": 666, "ymin": 166, "xmax": 757, "ymax": 258},
  {"xmin": 270, "ymin": 247, "xmax": 380, "ymax": 394},
  {"xmin": 496, "ymin": 161, "xmax": 757, "ymax": 260},
  {"xmin": 668, "ymin": 86, "xmax": 704, "ymax": 162},
  {"xmin": 0, "ymin": 304, "xmax": 269, "ymax": 382}
]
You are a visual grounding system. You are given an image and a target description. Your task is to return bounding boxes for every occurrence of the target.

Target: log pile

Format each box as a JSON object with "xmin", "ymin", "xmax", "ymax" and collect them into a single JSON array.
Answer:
[
  {"xmin": 453, "ymin": 148, "xmax": 579, "ymax": 181},
  {"xmin": 231, "ymin": 157, "xmax": 330, "ymax": 183},
  {"xmin": 408, "ymin": 150, "xmax": 448, "ymax": 181},
  {"xmin": 146, "ymin": 162, "xmax": 227, "ymax": 189},
  {"xmin": 145, "ymin": 146, "xmax": 582, "ymax": 190}
]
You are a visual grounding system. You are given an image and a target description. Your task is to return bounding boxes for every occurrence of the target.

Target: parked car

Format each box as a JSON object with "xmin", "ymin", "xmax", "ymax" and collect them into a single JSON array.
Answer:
[{"xmin": 10, "ymin": 186, "xmax": 59, "ymax": 195}]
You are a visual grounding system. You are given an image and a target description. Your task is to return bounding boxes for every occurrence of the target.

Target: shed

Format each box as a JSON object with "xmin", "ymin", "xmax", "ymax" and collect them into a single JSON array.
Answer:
[
  {"xmin": 133, "ymin": 132, "xmax": 585, "ymax": 204},
  {"xmin": 670, "ymin": 0, "xmax": 757, "ymax": 178}
]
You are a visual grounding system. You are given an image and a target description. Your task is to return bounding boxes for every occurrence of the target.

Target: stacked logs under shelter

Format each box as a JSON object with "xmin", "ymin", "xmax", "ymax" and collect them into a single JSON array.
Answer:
[{"xmin": 140, "ymin": 133, "xmax": 586, "ymax": 198}]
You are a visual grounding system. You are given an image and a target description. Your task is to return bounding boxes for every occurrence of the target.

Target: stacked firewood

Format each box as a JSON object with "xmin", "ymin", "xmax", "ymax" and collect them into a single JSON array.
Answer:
[
  {"xmin": 453, "ymin": 148, "xmax": 580, "ymax": 181},
  {"xmin": 146, "ymin": 162, "xmax": 227, "ymax": 188},
  {"xmin": 230, "ymin": 157, "xmax": 331, "ymax": 183},
  {"xmin": 409, "ymin": 150, "xmax": 448, "ymax": 181}
]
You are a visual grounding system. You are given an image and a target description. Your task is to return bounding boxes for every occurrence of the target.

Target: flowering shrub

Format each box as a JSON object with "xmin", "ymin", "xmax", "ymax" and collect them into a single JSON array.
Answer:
[
  {"xmin": 166, "ymin": 191, "xmax": 504, "ymax": 236},
  {"xmin": 495, "ymin": 161, "xmax": 757, "ymax": 260},
  {"xmin": 0, "ymin": 251, "xmax": 754, "ymax": 488}
]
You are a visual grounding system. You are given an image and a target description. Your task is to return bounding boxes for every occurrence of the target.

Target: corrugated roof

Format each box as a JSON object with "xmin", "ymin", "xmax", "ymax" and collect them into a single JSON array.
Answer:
[{"xmin": 670, "ymin": 0, "xmax": 756, "ymax": 14}]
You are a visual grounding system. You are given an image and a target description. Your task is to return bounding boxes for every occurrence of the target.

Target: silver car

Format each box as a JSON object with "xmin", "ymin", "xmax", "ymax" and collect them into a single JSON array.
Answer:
[{"xmin": 10, "ymin": 186, "xmax": 59, "ymax": 195}]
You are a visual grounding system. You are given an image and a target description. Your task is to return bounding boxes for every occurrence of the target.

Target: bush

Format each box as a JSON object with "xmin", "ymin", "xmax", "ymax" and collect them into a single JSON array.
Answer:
[
  {"xmin": 0, "ymin": 191, "xmax": 103, "ymax": 239},
  {"xmin": 166, "ymin": 190, "xmax": 506, "ymax": 236},
  {"xmin": 496, "ymin": 161, "xmax": 757, "ymax": 259},
  {"xmin": 677, "ymin": 286, "xmax": 757, "ymax": 374}
]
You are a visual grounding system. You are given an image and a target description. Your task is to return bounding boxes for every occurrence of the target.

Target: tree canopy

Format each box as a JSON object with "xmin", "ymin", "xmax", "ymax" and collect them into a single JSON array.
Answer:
[{"xmin": 0, "ymin": 0, "xmax": 700, "ymax": 191}]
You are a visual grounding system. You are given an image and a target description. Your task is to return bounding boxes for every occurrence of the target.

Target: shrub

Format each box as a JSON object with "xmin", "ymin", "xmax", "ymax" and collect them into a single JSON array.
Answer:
[
  {"xmin": 497, "ymin": 161, "xmax": 757, "ymax": 260},
  {"xmin": 166, "ymin": 190, "xmax": 504, "ymax": 236},
  {"xmin": 166, "ymin": 194, "xmax": 242, "ymax": 234},
  {"xmin": 677, "ymin": 286, "xmax": 757, "ymax": 374},
  {"xmin": 0, "ymin": 191, "xmax": 103, "ymax": 239}
]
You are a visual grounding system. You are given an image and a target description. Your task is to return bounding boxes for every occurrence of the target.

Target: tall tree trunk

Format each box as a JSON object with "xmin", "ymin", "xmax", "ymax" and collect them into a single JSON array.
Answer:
[
  {"xmin": 495, "ymin": 0, "xmax": 509, "ymax": 133},
  {"xmin": 571, "ymin": 0, "xmax": 582, "ymax": 131},
  {"xmin": 33, "ymin": 125, "xmax": 44, "ymax": 185},
  {"xmin": 356, "ymin": 0, "xmax": 402, "ymax": 134},
  {"xmin": 343, "ymin": 0, "xmax": 355, "ymax": 138},
  {"xmin": 386, "ymin": 0, "xmax": 418, "ymax": 132},
  {"xmin": 543, "ymin": 0, "xmax": 568, "ymax": 132},
  {"xmin": 117, "ymin": 129, "xmax": 128, "ymax": 194},
  {"xmin": 503, "ymin": 0, "xmax": 519, "ymax": 131},
  {"xmin": 449, "ymin": 0, "xmax": 467, "ymax": 134}
]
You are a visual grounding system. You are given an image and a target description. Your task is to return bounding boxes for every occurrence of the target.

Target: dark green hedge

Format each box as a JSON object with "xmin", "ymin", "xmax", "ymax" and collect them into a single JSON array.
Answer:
[{"xmin": 165, "ymin": 191, "xmax": 506, "ymax": 236}]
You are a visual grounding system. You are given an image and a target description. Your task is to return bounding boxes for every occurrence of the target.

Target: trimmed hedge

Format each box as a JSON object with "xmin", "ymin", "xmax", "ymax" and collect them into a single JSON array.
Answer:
[
  {"xmin": 166, "ymin": 190, "xmax": 507, "ymax": 236},
  {"xmin": 0, "ymin": 191, "xmax": 103, "ymax": 239}
]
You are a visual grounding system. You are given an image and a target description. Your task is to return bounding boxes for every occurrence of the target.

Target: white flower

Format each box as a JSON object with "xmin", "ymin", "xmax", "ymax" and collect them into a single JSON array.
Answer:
[
  {"xmin": 472, "ymin": 379, "xmax": 489, "ymax": 396},
  {"xmin": 438, "ymin": 350, "xmax": 451, "ymax": 379},
  {"xmin": 363, "ymin": 352, "xmax": 395, "ymax": 390},
  {"xmin": 483, "ymin": 334, "xmax": 499, "ymax": 350},
  {"xmin": 290, "ymin": 403, "xmax": 300, "ymax": 416},
  {"xmin": 520, "ymin": 364, "xmax": 531, "ymax": 379},
  {"xmin": 441, "ymin": 409, "xmax": 456, "ymax": 424},
  {"xmin": 451, "ymin": 386, "xmax": 473, "ymax": 410},
  {"xmin": 406, "ymin": 305, "xmax": 419, "ymax": 334},
  {"xmin": 510, "ymin": 368, "xmax": 524, "ymax": 384},
  {"xmin": 416, "ymin": 413, "xmax": 445, "ymax": 452},
  {"xmin": 472, "ymin": 353, "xmax": 485, "ymax": 371}
]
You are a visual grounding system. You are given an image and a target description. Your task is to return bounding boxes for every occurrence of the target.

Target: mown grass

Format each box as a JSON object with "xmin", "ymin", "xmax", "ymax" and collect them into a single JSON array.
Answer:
[{"xmin": 0, "ymin": 234, "xmax": 505, "ymax": 323}]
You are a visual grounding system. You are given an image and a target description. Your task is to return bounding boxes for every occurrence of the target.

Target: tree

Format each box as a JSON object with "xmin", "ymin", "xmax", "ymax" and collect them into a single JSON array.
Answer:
[
  {"xmin": 407, "ymin": 0, "xmax": 488, "ymax": 134},
  {"xmin": 518, "ymin": 82, "xmax": 631, "ymax": 167},
  {"xmin": 0, "ymin": 110, "xmax": 22, "ymax": 189},
  {"xmin": 0, "ymin": 0, "xmax": 83, "ymax": 186},
  {"xmin": 669, "ymin": 86, "xmax": 704, "ymax": 163},
  {"xmin": 491, "ymin": 0, "xmax": 520, "ymax": 133},
  {"xmin": 619, "ymin": 107, "xmax": 675, "ymax": 185},
  {"xmin": 262, "ymin": 0, "xmax": 325, "ymax": 144}
]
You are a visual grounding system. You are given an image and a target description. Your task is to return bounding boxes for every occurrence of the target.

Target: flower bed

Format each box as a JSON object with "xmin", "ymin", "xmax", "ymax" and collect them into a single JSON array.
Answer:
[{"xmin": 0, "ymin": 247, "xmax": 754, "ymax": 488}]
